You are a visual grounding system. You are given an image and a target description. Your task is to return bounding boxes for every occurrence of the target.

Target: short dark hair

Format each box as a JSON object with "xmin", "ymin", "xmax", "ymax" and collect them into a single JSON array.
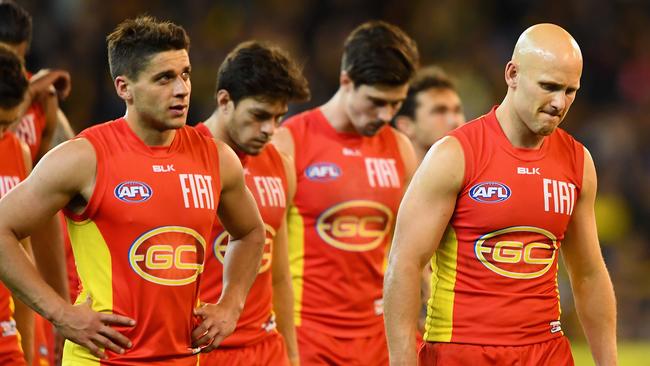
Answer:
[
  {"xmin": 216, "ymin": 40, "xmax": 310, "ymax": 105},
  {"xmin": 394, "ymin": 66, "xmax": 456, "ymax": 121},
  {"xmin": 342, "ymin": 20, "xmax": 419, "ymax": 87},
  {"xmin": 106, "ymin": 16, "xmax": 190, "ymax": 80},
  {"xmin": 0, "ymin": 0, "xmax": 32, "ymax": 45},
  {"xmin": 0, "ymin": 44, "xmax": 27, "ymax": 109}
]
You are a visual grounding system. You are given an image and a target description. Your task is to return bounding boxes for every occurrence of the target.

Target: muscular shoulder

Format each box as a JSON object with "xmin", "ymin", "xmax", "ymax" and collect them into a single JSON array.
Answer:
[
  {"xmin": 416, "ymin": 136, "xmax": 465, "ymax": 195},
  {"xmin": 272, "ymin": 127, "xmax": 294, "ymax": 160},
  {"xmin": 388, "ymin": 127, "xmax": 417, "ymax": 183},
  {"xmin": 214, "ymin": 139, "xmax": 244, "ymax": 191},
  {"xmin": 29, "ymin": 138, "xmax": 97, "ymax": 195}
]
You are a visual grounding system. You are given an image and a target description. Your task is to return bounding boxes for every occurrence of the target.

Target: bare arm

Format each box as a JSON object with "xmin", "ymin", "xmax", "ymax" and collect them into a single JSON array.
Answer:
[
  {"xmin": 384, "ymin": 137, "xmax": 464, "ymax": 366},
  {"xmin": 272, "ymin": 152, "xmax": 299, "ymax": 366},
  {"xmin": 192, "ymin": 140, "xmax": 266, "ymax": 351},
  {"xmin": 271, "ymin": 127, "xmax": 295, "ymax": 160},
  {"xmin": 34, "ymin": 91, "xmax": 59, "ymax": 162},
  {"xmin": 14, "ymin": 238, "xmax": 35, "ymax": 366},
  {"xmin": 18, "ymin": 136, "xmax": 71, "ymax": 303},
  {"xmin": 392, "ymin": 128, "xmax": 418, "ymax": 187},
  {"xmin": 13, "ymin": 140, "xmax": 35, "ymax": 365},
  {"xmin": 561, "ymin": 148, "xmax": 617, "ymax": 365},
  {"xmin": 0, "ymin": 139, "xmax": 134, "ymax": 360}
]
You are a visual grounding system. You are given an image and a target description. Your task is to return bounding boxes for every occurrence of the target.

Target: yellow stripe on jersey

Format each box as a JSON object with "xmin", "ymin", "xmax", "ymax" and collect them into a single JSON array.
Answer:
[
  {"xmin": 63, "ymin": 218, "xmax": 112, "ymax": 365},
  {"xmin": 287, "ymin": 206, "xmax": 305, "ymax": 326},
  {"xmin": 554, "ymin": 260, "xmax": 564, "ymax": 335},
  {"xmin": 424, "ymin": 226, "xmax": 459, "ymax": 342}
]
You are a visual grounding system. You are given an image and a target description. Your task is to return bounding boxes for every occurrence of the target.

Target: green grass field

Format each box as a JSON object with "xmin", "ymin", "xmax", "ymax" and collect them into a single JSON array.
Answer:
[{"xmin": 571, "ymin": 342, "xmax": 650, "ymax": 365}]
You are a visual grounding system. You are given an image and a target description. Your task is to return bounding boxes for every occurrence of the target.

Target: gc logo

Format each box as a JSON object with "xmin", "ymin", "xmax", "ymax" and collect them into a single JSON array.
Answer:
[
  {"xmin": 316, "ymin": 200, "xmax": 393, "ymax": 252},
  {"xmin": 474, "ymin": 226, "xmax": 557, "ymax": 279},
  {"xmin": 214, "ymin": 224, "xmax": 275, "ymax": 274},
  {"xmin": 129, "ymin": 226, "xmax": 206, "ymax": 286}
]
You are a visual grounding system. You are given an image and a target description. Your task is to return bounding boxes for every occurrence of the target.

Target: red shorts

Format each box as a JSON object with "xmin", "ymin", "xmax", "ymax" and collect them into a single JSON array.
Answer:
[
  {"xmin": 297, "ymin": 326, "xmax": 388, "ymax": 366},
  {"xmin": 199, "ymin": 332, "xmax": 289, "ymax": 366},
  {"xmin": 418, "ymin": 337, "xmax": 574, "ymax": 366}
]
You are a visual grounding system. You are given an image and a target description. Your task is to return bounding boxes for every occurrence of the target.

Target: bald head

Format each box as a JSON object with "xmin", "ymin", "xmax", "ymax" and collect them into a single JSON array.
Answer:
[
  {"xmin": 512, "ymin": 23, "xmax": 582, "ymax": 69},
  {"xmin": 500, "ymin": 24, "xmax": 583, "ymax": 143}
]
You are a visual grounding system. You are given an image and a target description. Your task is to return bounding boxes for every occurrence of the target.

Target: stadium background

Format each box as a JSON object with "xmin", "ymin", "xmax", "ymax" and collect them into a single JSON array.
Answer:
[{"xmin": 17, "ymin": 0, "xmax": 650, "ymax": 364}]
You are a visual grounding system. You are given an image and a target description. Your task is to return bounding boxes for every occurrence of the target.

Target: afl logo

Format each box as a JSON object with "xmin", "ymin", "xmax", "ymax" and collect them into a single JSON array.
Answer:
[
  {"xmin": 129, "ymin": 226, "xmax": 206, "ymax": 286},
  {"xmin": 469, "ymin": 182, "xmax": 511, "ymax": 203},
  {"xmin": 114, "ymin": 181, "xmax": 153, "ymax": 203},
  {"xmin": 474, "ymin": 226, "xmax": 557, "ymax": 279},
  {"xmin": 305, "ymin": 162, "xmax": 341, "ymax": 181},
  {"xmin": 316, "ymin": 200, "xmax": 393, "ymax": 252},
  {"xmin": 213, "ymin": 224, "xmax": 275, "ymax": 274}
]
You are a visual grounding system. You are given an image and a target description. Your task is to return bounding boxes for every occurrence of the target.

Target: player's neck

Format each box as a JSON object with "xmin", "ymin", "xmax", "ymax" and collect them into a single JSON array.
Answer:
[
  {"xmin": 320, "ymin": 89, "xmax": 357, "ymax": 134},
  {"xmin": 124, "ymin": 111, "xmax": 176, "ymax": 147},
  {"xmin": 495, "ymin": 101, "xmax": 545, "ymax": 149},
  {"xmin": 205, "ymin": 110, "xmax": 243, "ymax": 155},
  {"xmin": 203, "ymin": 111, "xmax": 220, "ymax": 138}
]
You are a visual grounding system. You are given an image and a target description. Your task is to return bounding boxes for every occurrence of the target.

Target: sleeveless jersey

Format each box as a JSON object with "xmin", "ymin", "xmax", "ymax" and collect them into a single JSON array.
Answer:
[
  {"xmin": 13, "ymin": 72, "xmax": 47, "ymax": 162},
  {"xmin": 62, "ymin": 119, "xmax": 221, "ymax": 365},
  {"xmin": 0, "ymin": 132, "xmax": 28, "ymax": 365},
  {"xmin": 283, "ymin": 108, "xmax": 405, "ymax": 337},
  {"xmin": 424, "ymin": 106, "xmax": 584, "ymax": 346},
  {"xmin": 195, "ymin": 122, "xmax": 288, "ymax": 347}
]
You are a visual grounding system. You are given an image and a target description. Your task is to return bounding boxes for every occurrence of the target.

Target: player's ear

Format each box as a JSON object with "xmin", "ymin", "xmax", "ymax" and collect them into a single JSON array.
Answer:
[
  {"xmin": 394, "ymin": 116, "xmax": 415, "ymax": 138},
  {"xmin": 340, "ymin": 71, "xmax": 353, "ymax": 92},
  {"xmin": 115, "ymin": 76, "xmax": 132, "ymax": 101},
  {"xmin": 505, "ymin": 61, "xmax": 519, "ymax": 88},
  {"xmin": 216, "ymin": 89, "xmax": 234, "ymax": 114}
]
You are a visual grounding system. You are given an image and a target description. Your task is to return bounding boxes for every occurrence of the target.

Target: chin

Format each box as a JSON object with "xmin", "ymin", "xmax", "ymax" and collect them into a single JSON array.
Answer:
[{"xmin": 166, "ymin": 118, "xmax": 187, "ymax": 129}]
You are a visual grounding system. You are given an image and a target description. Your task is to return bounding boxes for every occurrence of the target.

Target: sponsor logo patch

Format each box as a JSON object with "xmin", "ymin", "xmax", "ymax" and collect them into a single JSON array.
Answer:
[
  {"xmin": 316, "ymin": 200, "xmax": 393, "ymax": 252},
  {"xmin": 305, "ymin": 162, "xmax": 341, "ymax": 181},
  {"xmin": 469, "ymin": 181, "xmax": 511, "ymax": 203},
  {"xmin": 474, "ymin": 226, "xmax": 558, "ymax": 279},
  {"xmin": 129, "ymin": 226, "xmax": 206, "ymax": 286},
  {"xmin": 114, "ymin": 181, "xmax": 153, "ymax": 203}
]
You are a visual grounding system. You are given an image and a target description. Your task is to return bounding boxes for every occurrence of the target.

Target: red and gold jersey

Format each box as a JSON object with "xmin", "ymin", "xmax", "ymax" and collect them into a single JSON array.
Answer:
[
  {"xmin": 424, "ymin": 107, "xmax": 584, "ymax": 345},
  {"xmin": 283, "ymin": 109, "xmax": 405, "ymax": 337},
  {"xmin": 12, "ymin": 72, "xmax": 47, "ymax": 162},
  {"xmin": 62, "ymin": 119, "xmax": 221, "ymax": 365},
  {"xmin": 195, "ymin": 122, "xmax": 287, "ymax": 347},
  {"xmin": 0, "ymin": 132, "xmax": 28, "ymax": 364}
]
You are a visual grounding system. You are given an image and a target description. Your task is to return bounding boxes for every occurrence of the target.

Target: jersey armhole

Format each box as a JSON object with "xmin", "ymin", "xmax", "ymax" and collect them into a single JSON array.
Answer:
[
  {"xmin": 449, "ymin": 132, "xmax": 473, "ymax": 193},
  {"xmin": 285, "ymin": 122, "xmax": 302, "ymax": 176},
  {"xmin": 266, "ymin": 144, "xmax": 289, "ymax": 193},
  {"xmin": 575, "ymin": 142, "xmax": 586, "ymax": 192},
  {"xmin": 63, "ymin": 135, "xmax": 105, "ymax": 222}
]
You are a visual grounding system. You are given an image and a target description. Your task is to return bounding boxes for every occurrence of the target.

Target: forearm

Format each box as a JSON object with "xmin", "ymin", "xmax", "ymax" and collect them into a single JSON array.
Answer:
[
  {"xmin": 0, "ymin": 232, "xmax": 69, "ymax": 324},
  {"xmin": 35, "ymin": 94, "xmax": 59, "ymax": 161},
  {"xmin": 273, "ymin": 277, "xmax": 299, "ymax": 363},
  {"xmin": 572, "ymin": 269, "xmax": 617, "ymax": 365},
  {"xmin": 384, "ymin": 260, "xmax": 422, "ymax": 366},
  {"xmin": 219, "ymin": 227, "xmax": 265, "ymax": 309},
  {"xmin": 14, "ymin": 298, "xmax": 34, "ymax": 366},
  {"xmin": 31, "ymin": 215, "xmax": 70, "ymax": 301}
]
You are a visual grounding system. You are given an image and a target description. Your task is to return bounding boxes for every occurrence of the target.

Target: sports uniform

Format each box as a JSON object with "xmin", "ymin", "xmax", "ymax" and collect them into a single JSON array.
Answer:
[
  {"xmin": 283, "ymin": 108, "xmax": 406, "ymax": 364},
  {"xmin": 195, "ymin": 122, "xmax": 290, "ymax": 365},
  {"xmin": 420, "ymin": 107, "xmax": 581, "ymax": 365},
  {"xmin": 62, "ymin": 119, "xmax": 220, "ymax": 365}
]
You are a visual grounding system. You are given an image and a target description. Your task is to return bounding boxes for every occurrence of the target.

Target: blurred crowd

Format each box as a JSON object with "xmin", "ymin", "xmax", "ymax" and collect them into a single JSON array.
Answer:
[{"xmin": 19, "ymin": 0, "xmax": 650, "ymax": 340}]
